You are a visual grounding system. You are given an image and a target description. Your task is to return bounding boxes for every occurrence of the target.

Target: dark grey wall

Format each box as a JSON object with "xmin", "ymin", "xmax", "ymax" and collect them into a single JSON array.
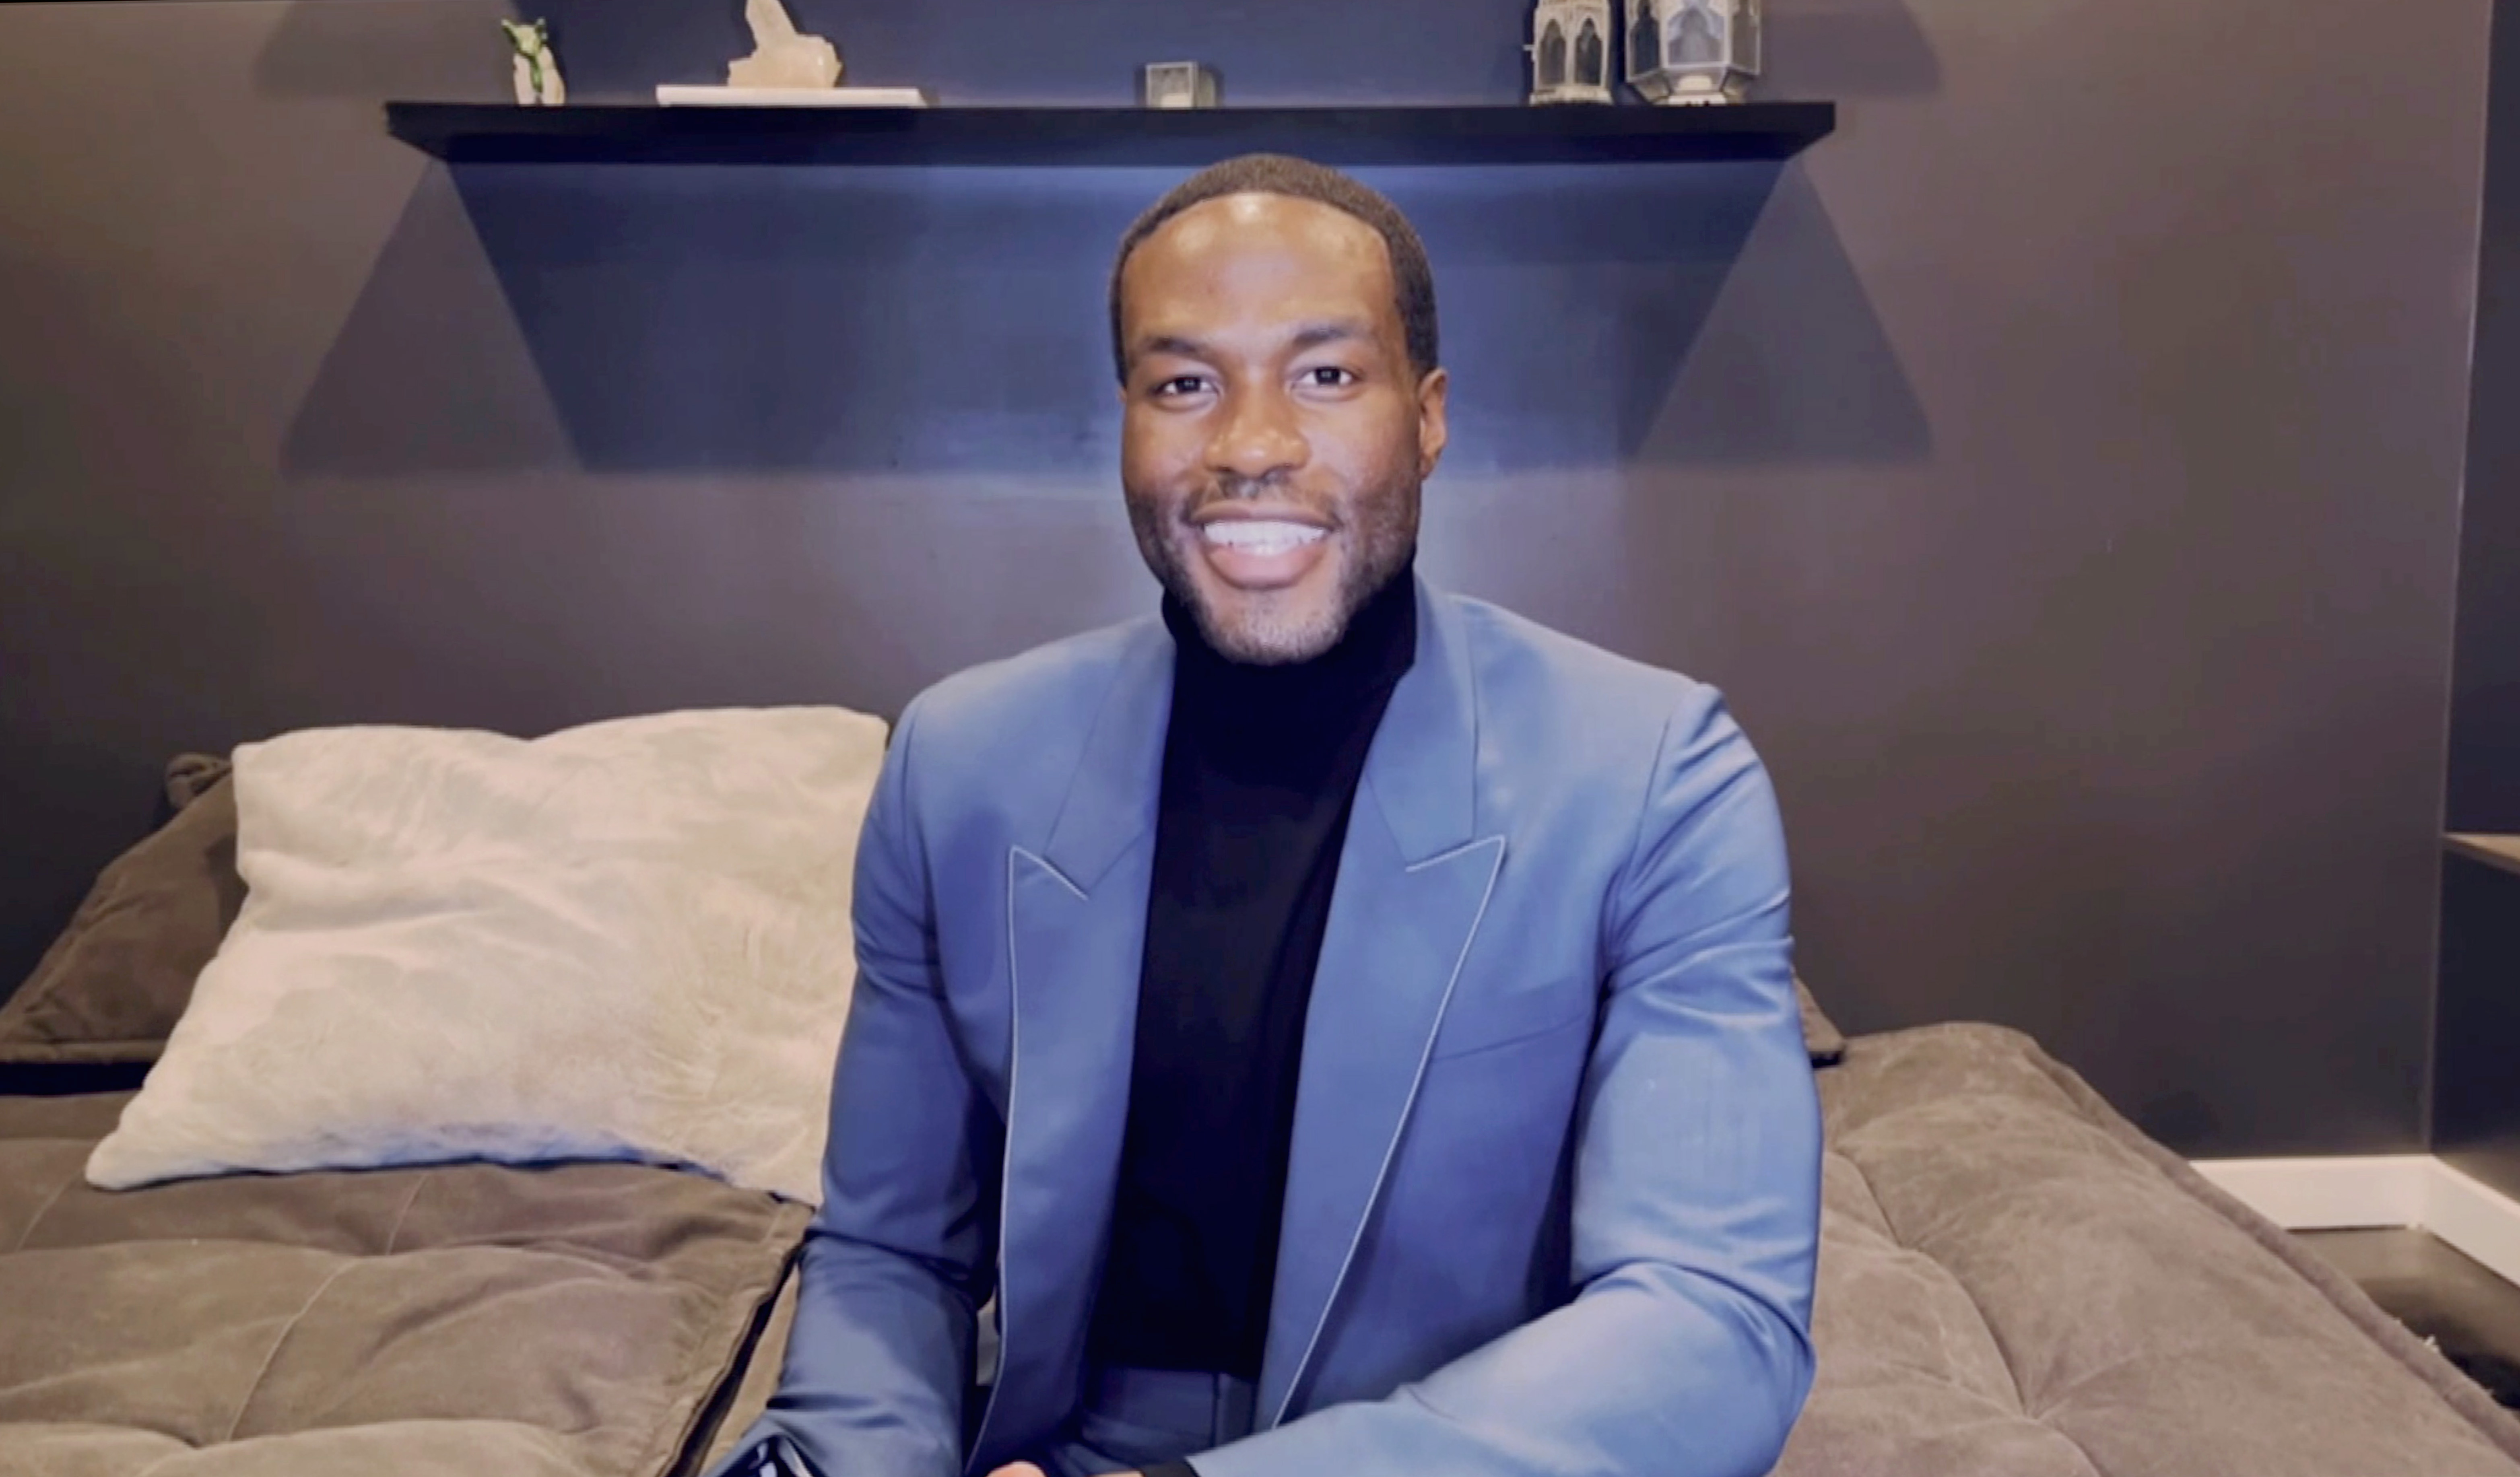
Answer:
[
  {"xmin": 0, "ymin": 0, "xmax": 2491, "ymax": 1156},
  {"xmin": 2438, "ymin": 0, "xmax": 2520, "ymax": 1198},
  {"xmin": 2454, "ymin": 0, "xmax": 2520, "ymax": 838},
  {"xmin": 2435, "ymin": 856, "xmax": 2520, "ymax": 1198}
]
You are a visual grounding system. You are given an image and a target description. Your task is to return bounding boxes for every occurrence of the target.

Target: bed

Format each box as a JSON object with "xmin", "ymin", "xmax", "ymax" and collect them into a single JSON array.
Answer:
[
  {"xmin": 0, "ymin": 1087, "xmax": 804, "ymax": 1477},
  {"xmin": 7, "ymin": 748, "xmax": 2520, "ymax": 1477},
  {"xmin": 0, "ymin": 731, "xmax": 870, "ymax": 1477},
  {"xmin": 1773, "ymin": 1021, "xmax": 2520, "ymax": 1475}
]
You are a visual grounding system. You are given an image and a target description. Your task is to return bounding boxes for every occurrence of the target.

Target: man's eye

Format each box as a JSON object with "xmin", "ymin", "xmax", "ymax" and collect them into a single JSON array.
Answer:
[
  {"xmin": 1302, "ymin": 367, "xmax": 1359, "ymax": 389},
  {"xmin": 1156, "ymin": 376, "xmax": 1210, "ymax": 397}
]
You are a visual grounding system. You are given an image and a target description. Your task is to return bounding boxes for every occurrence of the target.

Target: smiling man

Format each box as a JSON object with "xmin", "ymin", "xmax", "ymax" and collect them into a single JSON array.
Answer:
[{"xmin": 711, "ymin": 154, "xmax": 1822, "ymax": 1477}]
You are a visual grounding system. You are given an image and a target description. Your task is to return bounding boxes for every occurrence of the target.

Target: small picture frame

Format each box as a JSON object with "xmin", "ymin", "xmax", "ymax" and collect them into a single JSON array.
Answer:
[{"xmin": 1140, "ymin": 62, "xmax": 1222, "ymax": 110}]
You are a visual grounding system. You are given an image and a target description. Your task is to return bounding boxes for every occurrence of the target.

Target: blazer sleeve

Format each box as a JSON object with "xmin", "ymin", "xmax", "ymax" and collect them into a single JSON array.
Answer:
[
  {"xmin": 707, "ymin": 693, "xmax": 1004, "ymax": 1477},
  {"xmin": 1190, "ymin": 686, "xmax": 1824, "ymax": 1477}
]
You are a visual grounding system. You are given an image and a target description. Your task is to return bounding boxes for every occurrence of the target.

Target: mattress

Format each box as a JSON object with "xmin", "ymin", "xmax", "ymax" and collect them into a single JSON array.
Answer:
[
  {"xmin": 0, "ymin": 1090, "xmax": 809, "ymax": 1477},
  {"xmin": 31, "ymin": 1024, "xmax": 2517, "ymax": 1477},
  {"xmin": 705, "ymin": 1022, "xmax": 2520, "ymax": 1474},
  {"xmin": 1778, "ymin": 1023, "xmax": 2520, "ymax": 1476}
]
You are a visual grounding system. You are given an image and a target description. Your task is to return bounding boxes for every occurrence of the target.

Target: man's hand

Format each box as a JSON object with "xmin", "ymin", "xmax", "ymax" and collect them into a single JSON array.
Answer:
[{"xmin": 985, "ymin": 1466, "xmax": 1140, "ymax": 1477}]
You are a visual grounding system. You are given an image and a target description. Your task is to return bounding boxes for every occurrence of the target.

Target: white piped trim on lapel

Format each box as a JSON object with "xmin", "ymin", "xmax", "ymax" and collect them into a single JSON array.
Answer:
[
  {"xmin": 968, "ymin": 844, "xmax": 1086, "ymax": 1471},
  {"xmin": 1267, "ymin": 832, "xmax": 1507, "ymax": 1428}
]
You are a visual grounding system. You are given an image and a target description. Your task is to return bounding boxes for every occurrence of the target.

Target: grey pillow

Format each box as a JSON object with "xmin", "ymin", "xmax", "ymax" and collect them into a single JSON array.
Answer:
[
  {"xmin": 0, "ymin": 756, "xmax": 1859, "ymax": 1074},
  {"xmin": 1797, "ymin": 975, "xmax": 1847, "ymax": 1067},
  {"xmin": 0, "ymin": 755, "xmax": 243, "ymax": 1065}
]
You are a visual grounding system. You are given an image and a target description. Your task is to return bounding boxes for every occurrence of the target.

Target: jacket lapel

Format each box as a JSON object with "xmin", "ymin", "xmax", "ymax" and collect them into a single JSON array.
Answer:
[
  {"xmin": 1258, "ymin": 582, "xmax": 1507, "ymax": 1425},
  {"xmin": 972, "ymin": 621, "xmax": 1172, "ymax": 1471}
]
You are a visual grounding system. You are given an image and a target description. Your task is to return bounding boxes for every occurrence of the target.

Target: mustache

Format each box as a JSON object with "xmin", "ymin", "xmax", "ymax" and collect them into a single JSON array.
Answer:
[{"xmin": 1187, "ymin": 475, "xmax": 1336, "ymax": 519}]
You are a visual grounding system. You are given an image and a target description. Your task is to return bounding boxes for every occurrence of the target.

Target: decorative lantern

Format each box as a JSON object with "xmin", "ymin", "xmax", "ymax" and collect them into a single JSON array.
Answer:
[
  {"xmin": 1142, "ymin": 62, "xmax": 1223, "ymax": 109},
  {"xmin": 1528, "ymin": 0, "xmax": 1615, "ymax": 105},
  {"xmin": 1622, "ymin": 0, "xmax": 1760, "ymax": 105}
]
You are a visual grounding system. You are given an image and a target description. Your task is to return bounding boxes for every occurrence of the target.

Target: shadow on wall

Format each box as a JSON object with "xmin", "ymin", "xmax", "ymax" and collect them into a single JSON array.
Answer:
[
  {"xmin": 283, "ymin": 160, "xmax": 1926, "ymax": 477},
  {"xmin": 1760, "ymin": 0, "xmax": 1942, "ymax": 98},
  {"xmin": 260, "ymin": 0, "xmax": 1934, "ymax": 477}
]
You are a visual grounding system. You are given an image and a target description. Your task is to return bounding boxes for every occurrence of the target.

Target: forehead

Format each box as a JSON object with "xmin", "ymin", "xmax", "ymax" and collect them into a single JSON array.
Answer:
[{"xmin": 1122, "ymin": 193, "xmax": 1401, "ymax": 334}]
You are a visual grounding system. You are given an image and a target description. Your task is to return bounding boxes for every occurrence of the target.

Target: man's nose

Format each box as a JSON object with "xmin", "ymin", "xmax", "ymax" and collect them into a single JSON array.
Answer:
[{"xmin": 1206, "ymin": 385, "xmax": 1308, "ymax": 486}]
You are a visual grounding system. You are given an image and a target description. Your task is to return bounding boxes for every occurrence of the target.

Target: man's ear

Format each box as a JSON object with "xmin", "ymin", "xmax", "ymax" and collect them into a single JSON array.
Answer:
[{"xmin": 1416, "ymin": 367, "xmax": 1451, "ymax": 479}]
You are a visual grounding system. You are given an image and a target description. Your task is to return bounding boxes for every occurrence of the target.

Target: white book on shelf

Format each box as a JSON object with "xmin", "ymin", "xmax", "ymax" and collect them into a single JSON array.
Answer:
[{"xmin": 655, "ymin": 85, "xmax": 934, "ymax": 108}]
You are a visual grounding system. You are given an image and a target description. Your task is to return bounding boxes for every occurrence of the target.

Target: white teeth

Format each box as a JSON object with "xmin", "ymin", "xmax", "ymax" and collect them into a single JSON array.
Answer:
[{"xmin": 1200, "ymin": 520, "xmax": 1328, "ymax": 555}]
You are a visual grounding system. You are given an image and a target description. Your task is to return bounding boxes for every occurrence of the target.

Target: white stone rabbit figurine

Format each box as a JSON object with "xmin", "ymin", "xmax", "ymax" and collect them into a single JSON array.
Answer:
[{"xmin": 727, "ymin": 0, "xmax": 843, "ymax": 89}]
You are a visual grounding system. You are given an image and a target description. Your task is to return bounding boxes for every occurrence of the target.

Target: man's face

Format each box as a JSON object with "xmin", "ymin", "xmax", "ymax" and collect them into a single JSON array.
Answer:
[{"xmin": 1117, "ymin": 193, "xmax": 1449, "ymax": 665}]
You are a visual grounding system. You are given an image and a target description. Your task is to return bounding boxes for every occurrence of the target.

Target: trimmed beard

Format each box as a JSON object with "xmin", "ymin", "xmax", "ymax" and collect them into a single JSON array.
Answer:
[{"xmin": 1128, "ymin": 476, "xmax": 1421, "ymax": 665}]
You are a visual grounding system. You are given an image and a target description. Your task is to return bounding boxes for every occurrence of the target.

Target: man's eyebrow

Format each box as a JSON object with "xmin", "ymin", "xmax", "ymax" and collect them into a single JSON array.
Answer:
[
  {"xmin": 1287, "ymin": 319, "xmax": 1374, "ymax": 352},
  {"xmin": 1131, "ymin": 333, "xmax": 1214, "ymax": 364},
  {"xmin": 1128, "ymin": 320, "xmax": 1377, "ymax": 369}
]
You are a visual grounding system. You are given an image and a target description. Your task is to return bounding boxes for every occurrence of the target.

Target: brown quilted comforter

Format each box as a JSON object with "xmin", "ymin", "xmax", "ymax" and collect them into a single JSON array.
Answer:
[
  {"xmin": 1777, "ymin": 1023, "xmax": 2520, "ymax": 1476},
  {"xmin": 0, "ymin": 1090, "xmax": 806, "ymax": 1477},
  {"xmin": 12, "ymin": 1024, "xmax": 2520, "ymax": 1477}
]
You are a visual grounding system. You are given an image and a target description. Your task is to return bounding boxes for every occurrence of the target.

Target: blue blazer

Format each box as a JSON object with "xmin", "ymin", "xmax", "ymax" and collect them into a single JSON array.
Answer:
[{"xmin": 728, "ymin": 578, "xmax": 1821, "ymax": 1477}]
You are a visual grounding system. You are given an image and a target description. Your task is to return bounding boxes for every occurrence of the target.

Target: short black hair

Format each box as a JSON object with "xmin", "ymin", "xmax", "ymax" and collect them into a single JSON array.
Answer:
[{"xmin": 1109, "ymin": 153, "xmax": 1440, "ymax": 382}]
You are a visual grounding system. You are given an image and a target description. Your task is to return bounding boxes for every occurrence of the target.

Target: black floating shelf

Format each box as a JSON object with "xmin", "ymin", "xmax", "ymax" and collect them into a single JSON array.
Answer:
[{"xmin": 384, "ymin": 101, "xmax": 1835, "ymax": 168}]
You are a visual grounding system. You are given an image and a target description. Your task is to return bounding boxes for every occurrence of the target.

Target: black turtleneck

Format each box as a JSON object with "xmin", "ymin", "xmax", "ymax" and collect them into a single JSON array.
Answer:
[{"xmin": 1088, "ymin": 566, "xmax": 1419, "ymax": 1394}]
